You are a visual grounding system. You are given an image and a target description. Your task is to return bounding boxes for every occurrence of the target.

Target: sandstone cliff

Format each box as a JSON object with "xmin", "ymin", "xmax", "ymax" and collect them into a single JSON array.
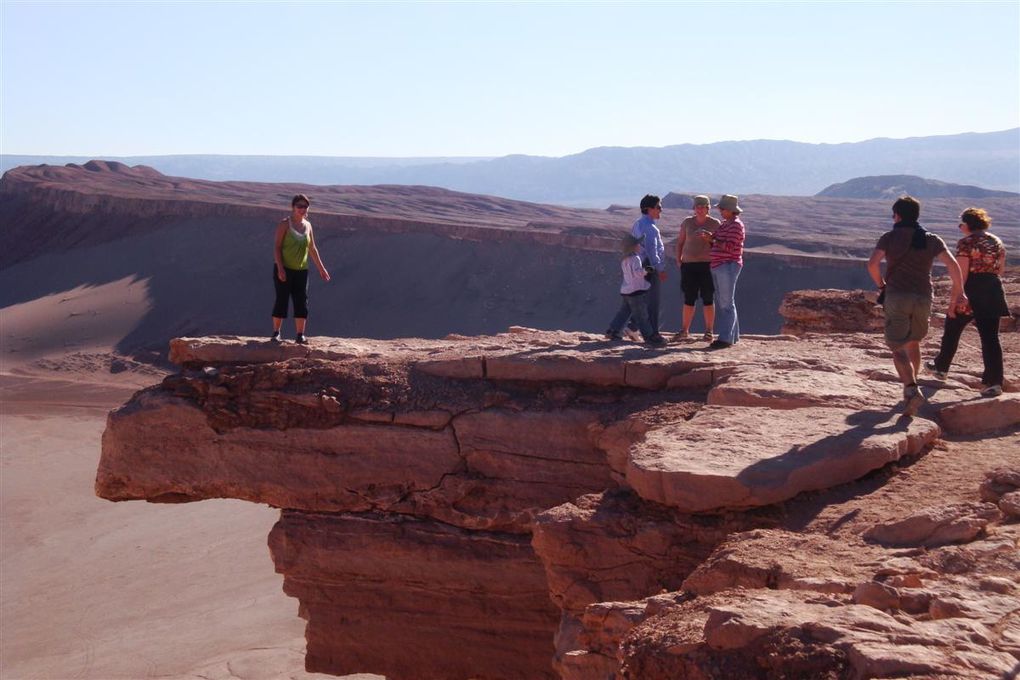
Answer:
[{"xmin": 96, "ymin": 323, "xmax": 1019, "ymax": 679}]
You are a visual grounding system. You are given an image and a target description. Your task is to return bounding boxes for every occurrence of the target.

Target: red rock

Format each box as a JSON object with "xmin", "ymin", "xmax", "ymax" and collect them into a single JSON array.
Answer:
[
  {"xmin": 97, "ymin": 389, "xmax": 463, "ymax": 513},
  {"xmin": 531, "ymin": 491, "xmax": 743, "ymax": 615},
  {"xmin": 93, "ymin": 330, "xmax": 1017, "ymax": 679},
  {"xmin": 979, "ymin": 466, "xmax": 1020, "ymax": 502},
  {"xmin": 863, "ymin": 502, "xmax": 1002, "ymax": 547},
  {"xmin": 998, "ymin": 490, "xmax": 1020, "ymax": 518},
  {"xmin": 779, "ymin": 289, "xmax": 885, "ymax": 336},
  {"xmin": 708, "ymin": 366, "xmax": 901, "ymax": 409},
  {"xmin": 852, "ymin": 581, "xmax": 901, "ymax": 611},
  {"xmin": 938, "ymin": 393, "xmax": 1020, "ymax": 434},
  {"xmin": 268, "ymin": 511, "xmax": 558, "ymax": 680},
  {"xmin": 626, "ymin": 406, "xmax": 940, "ymax": 512}
]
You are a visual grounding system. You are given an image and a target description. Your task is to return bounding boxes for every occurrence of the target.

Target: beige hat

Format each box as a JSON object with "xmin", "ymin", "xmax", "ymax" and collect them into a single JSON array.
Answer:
[
  {"xmin": 693, "ymin": 195, "xmax": 711, "ymax": 207},
  {"xmin": 715, "ymin": 194, "xmax": 742, "ymax": 213}
]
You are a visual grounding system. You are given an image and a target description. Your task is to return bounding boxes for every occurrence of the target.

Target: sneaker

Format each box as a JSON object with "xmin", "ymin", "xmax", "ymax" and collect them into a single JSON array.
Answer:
[
  {"xmin": 672, "ymin": 330, "xmax": 690, "ymax": 342},
  {"xmin": 980, "ymin": 384, "xmax": 1003, "ymax": 398},
  {"xmin": 902, "ymin": 384, "xmax": 926, "ymax": 416},
  {"xmin": 701, "ymin": 331, "xmax": 713, "ymax": 342},
  {"xmin": 604, "ymin": 330, "xmax": 623, "ymax": 341},
  {"xmin": 295, "ymin": 333, "xmax": 308, "ymax": 345},
  {"xmin": 270, "ymin": 330, "xmax": 282, "ymax": 342},
  {"xmin": 924, "ymin": 360, "xmax": 947, "ymax": 380},
  {"xmin": 646, "ymin": 334, "xmax": 668, "ymax": 346},
  {"xmin": 707, "ymin": 340, "xmax": 732, "ymax": 350},
  {"xmin": 623, "ymin": 328, "xmax": 643, "ymax": 342}
]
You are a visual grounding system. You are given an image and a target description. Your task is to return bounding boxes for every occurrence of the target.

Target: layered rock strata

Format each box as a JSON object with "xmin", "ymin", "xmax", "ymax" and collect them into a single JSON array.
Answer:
[{"xmin": 96, "ymin": 329, "xmax": 1017, "ymax": 679}]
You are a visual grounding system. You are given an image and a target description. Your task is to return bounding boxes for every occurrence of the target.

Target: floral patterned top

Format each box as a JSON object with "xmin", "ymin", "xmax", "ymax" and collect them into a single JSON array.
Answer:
[
  {"xmin": 957, "ymin": 231, "xmax": 1005, "ymax": 274},
  {"xmin": 954, "ymin": 231, "xmax": 1006, "ymax": 315}
]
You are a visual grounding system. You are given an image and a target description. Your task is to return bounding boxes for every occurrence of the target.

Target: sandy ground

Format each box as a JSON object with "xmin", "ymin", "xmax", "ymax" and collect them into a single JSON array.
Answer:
[
  {"xmin": 0, "ymin": 377, "xmax": 383, "ymax": 680},
  {"xmin": 0, "ymin": 281, "xmax": 380, "ymax": 678}
]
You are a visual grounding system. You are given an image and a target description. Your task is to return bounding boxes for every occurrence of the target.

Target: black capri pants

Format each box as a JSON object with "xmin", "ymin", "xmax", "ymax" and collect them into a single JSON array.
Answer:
[
  {"xmin": 272, "ymin": 265, "xmax": 310, "ymax": 319},
  {"xmin": 680, "ymin": 261, "xmax": 714, "ymax": 306}
]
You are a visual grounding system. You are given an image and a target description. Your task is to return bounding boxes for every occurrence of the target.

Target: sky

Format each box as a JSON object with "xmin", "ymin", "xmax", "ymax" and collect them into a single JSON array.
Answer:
[{"xmin": 2, "ymin": 1, "xmax": 1018, "ymax": 158}]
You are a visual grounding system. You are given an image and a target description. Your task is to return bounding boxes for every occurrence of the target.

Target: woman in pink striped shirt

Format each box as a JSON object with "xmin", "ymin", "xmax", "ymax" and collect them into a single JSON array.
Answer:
[{"xmin": 701, "ymin": 194, "xmax": 745, "ymax": 349}]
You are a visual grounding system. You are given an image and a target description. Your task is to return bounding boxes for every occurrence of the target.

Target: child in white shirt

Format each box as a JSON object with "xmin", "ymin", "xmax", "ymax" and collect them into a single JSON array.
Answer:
[{"xmin": 605, "ymin": 235, "xmax": 666, "ymax": 345}]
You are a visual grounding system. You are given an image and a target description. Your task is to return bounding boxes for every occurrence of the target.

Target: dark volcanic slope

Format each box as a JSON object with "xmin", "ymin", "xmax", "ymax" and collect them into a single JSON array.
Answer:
[
  {"xmin": 817, "ymin": 174, "xmax": 1020, "ymax": 199},
  {"xmin": 0, "ymin": 160, "xmax": 627, "ymax": 266},
  {"xmin": 3, "ymin": 162, "xmax": 1017, "ymax": 266}
]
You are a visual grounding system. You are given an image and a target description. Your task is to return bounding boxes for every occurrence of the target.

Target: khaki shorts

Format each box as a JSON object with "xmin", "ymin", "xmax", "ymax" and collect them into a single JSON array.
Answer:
[{"xmin": 884, "ymin": 292, "xmax": 932, "ymax": 346}]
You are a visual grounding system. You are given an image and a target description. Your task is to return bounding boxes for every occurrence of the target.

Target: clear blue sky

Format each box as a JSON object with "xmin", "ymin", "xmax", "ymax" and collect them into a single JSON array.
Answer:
[{"xmin": 2, "ymin": 1, "xmax": 1018, "ymax": 157}]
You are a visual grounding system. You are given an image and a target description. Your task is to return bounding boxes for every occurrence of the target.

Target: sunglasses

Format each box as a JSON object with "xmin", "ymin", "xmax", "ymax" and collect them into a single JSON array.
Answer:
[{"xmin": 295, "ymin": 204, "xmax": 309, "ymax": 210}]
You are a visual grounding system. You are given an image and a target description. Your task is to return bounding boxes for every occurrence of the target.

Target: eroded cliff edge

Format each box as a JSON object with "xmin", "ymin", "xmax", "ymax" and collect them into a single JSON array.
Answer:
[{"xmin": 96, "ymin": 323, "xmax": 1020, "ymax": 679}]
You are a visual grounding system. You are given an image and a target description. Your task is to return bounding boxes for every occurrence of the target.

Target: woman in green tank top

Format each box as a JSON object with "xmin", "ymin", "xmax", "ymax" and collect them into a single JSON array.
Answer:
[{"xmin": 271, "ymin": 194, "xmax": 331, "ymax": 344}]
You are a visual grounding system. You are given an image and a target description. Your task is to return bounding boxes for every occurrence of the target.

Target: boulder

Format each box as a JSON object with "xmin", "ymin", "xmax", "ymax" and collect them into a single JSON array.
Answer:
[{"xmin": 626, "ymin": 406, "xmax": 940, "ymax": 512}]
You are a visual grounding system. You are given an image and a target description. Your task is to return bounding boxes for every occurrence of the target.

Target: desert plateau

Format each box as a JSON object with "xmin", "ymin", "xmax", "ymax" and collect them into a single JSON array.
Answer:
[{"xmin": 2, "ymin": 161, "xmax": 1019, "ymax": 680}]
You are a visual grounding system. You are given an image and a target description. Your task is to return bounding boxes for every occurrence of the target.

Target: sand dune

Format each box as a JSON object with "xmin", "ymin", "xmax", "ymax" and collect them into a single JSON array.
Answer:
[{"xmin": 1, "ymin": 378, "xmax": 384, "ymax": 679}]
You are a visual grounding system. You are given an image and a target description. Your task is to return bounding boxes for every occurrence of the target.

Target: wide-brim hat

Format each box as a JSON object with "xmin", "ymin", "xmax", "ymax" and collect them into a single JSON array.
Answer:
[{"xmin": 715, "ymin": 194, "xmax": 742, "ymax": 213}]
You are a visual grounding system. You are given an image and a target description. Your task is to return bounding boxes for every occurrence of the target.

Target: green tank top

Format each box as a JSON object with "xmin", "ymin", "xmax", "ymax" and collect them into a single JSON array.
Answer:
[{"xmin": 281, "ymin": 219, "xmax": 310, "ymax": 270}]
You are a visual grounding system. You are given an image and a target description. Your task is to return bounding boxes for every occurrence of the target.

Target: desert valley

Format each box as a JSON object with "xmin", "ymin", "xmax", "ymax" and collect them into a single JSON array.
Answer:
[{"xmin": 2, "ymin": 159, "xmax": 1019, "ymax": 679}]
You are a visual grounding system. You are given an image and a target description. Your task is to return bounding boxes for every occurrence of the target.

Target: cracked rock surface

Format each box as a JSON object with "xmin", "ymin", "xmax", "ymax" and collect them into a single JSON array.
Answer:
[{"xmin": 96, "ymin": 327, "xmax": 1019, "ymax": 679}]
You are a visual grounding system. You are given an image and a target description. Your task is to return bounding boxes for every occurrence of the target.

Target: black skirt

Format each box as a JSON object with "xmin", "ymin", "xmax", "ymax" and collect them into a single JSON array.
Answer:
[{"xmin": 964, "ymin": 272, "xmax": 1009, "ymax": 319}]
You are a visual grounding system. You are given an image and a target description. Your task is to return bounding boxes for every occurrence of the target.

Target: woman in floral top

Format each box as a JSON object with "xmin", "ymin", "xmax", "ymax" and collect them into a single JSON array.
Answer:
[{"xmin": 927, "ymin": 208, "xmax": 1009, "ymax": 397}]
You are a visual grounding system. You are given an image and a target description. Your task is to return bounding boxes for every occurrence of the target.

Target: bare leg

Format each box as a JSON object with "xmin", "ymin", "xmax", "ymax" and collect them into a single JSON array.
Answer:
[
  {"xmin": 272, "ymin": 317, "xmax": 283, "ymax": 332},
  {"xmin": 682, "ymin": 305, "xmax": 695, "ymax": 333},
  {"xmin": 703, "ymin": 305, "xmax": 715, "ymax": 334},
  {"xmin": 890, "ymin": 342, "xmax": 918, "ymax": 387},
  {"xmin": 891, "ymin": 339, "xmax": 926, "ymax": 415},
  {"xmin": 907, "ymin": 341, "xmax": 921, "ymax": 381},
  {"xmin": 295, "ymin": 318, "xmax": 307, "ymax": 335}
]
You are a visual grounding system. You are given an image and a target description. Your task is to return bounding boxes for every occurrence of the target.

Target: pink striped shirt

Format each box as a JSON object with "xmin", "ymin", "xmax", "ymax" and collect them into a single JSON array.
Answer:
[{"xmin": 710, "ymin": 217, "xmax": 745, "ymax": 268}]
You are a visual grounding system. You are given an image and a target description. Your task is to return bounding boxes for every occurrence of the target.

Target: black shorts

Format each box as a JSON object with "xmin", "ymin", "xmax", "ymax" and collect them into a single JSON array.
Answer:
[
  {"xmin": 272, "ymin": 265, "xmax": 310, "ymax": 319},
  {"xmin": 680, "ymin": 261, "xmax": 714, "ymax": 306}
]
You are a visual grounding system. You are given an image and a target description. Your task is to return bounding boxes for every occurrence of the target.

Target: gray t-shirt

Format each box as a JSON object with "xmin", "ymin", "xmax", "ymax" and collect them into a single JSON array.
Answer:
[
  {"xmin": 677, "ymin": 216, "xmax": 721, "ymax": 263},
  {"xmin": 876, "ymin": 225, "xmax": 948, "ymax": 297}
]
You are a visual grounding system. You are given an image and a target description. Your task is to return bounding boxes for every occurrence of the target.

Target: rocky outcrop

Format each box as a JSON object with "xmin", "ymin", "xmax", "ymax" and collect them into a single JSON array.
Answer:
[
  {"xmin": 779, "ymin": 288, "xmax": 885, "ymax": 336},
  {"xmin": 585, "ymin": 521, "xmax": 1020, "ymax": 679},
  {"xmin": 780, "ymin": 280, "xmax": 1020, "ymax": 336},
  {"xmin": 96, "ymin": 329, "xmax": 1019, "ymax": 679}
]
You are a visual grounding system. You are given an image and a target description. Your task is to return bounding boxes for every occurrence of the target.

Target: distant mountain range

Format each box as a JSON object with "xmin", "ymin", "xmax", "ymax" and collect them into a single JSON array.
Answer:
[
  {"xmin": 816, "ymin": 175, "xmax": 1020, "ymax": 199},
  {"xmin": 3, "ymin": 128, "xmax": 1017, "ymax": 207}
]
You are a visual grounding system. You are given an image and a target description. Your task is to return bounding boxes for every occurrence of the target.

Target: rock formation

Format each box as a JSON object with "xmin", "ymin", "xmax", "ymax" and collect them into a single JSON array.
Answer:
[{"xmin": 96, "ymin": 316, "xmax": 1019, "ymax": 679}]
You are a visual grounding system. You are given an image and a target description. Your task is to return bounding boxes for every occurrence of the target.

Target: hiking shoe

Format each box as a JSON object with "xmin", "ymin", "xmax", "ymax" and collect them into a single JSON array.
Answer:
[
  {"xmin": 980, "ymin": 384, "xmax": 1003, "ymax": 398},
  {"xmin": 701, "ymin": 331, "xmax": 713, "ymax": 342},
  {"xmin": 924, "ymin": 360, "xmax": 947, "ymax": 380},
  {"xmin": 623, "ymin": 328, "xmax": 643, "ymax": 342},
  {"xmin": 646, "ymin": 335, "xmax": 668, "ymax": 346},
  {"xmin": 707, "ymin": 340, "xmax": 732, "ymax": 350},
  {"xmin": 902, "ymin": 384, "xmax": 926, "ymax": 416},
  {"xmin": 270, "ymin": 331, "xmax": 282, "ymax": 342},
  {"xmin": 295, "ymin": 333, "xmax": 308, "ymax": 345},
  {"xmin": 604, "ymin": 330, "xmax": 623, "ymax": 341},
  {"xmin": 672, "ymin": 330, "xmax": 690, "ymax": 342}
]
